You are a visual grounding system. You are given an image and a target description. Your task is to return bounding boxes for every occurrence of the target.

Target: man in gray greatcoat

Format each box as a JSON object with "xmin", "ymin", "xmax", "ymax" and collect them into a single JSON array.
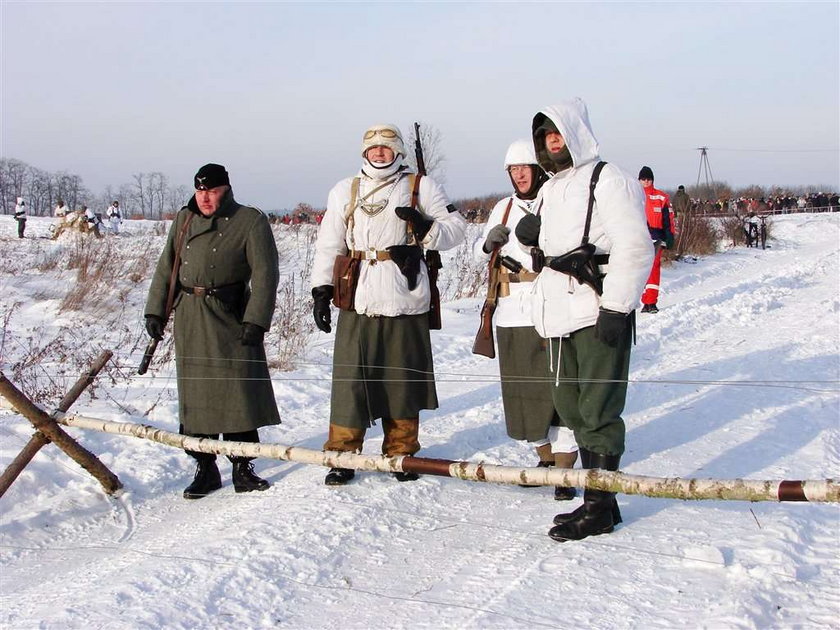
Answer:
[{"xmin": 145, "ymin": 163, "xmax": 281, "ymax": 499}]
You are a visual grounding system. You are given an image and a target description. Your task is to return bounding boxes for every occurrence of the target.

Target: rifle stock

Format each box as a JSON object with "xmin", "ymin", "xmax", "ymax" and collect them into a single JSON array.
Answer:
[
  {"xmin": 137, "ymin": 338, "xmax": 159, "ymax": 375},
  {"xmin": 472, "ymin": 250, "xmax": 500, "ymax": 358},
  {"xmin": 472, "ymin": 299, "xmax": 496, "ymax": 358}
]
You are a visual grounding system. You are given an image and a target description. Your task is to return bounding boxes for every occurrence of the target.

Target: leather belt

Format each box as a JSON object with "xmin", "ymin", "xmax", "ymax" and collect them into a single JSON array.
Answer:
[
  {"xmin": 350, "ymin": 249, "xmax": 392, "ymax": 261},
  {"xmin": 499, "ymin": 271, "xmax": 539, "ymax": 284},
  {"xmin": 181, "ymin": 282, "xmax": 245, "ymax": 298}
]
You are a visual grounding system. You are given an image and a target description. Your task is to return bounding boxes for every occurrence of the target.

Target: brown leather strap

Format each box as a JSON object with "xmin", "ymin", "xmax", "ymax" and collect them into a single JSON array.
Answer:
[
  {"xmin": 500, "ymin": 198, "xmax": 513, "ymax": 226},
  {"xmin": 164, "ymin": 211, "xmax": 194, "ymax": 318},
  {"xmin": 499, "ymin": 271, "xmax": 539, "ymax": 284}
]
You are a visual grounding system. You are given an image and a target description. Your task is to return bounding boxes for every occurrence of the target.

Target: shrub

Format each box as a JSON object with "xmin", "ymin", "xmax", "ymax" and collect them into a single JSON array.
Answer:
[{"xmin": 671, "ymin": 212, "xmax": 720, "ymax": 258}]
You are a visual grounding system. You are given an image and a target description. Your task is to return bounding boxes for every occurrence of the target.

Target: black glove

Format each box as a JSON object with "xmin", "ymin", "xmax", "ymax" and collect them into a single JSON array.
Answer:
[
  {"xmin": 593, "ymin": 308, "xmax": 628, "ymax": 348},
  {"xmin": 312, "ymin": 285, "xmax": 333, "ymax": 333},
  {"xmin": 240, "ymin": 322, "xmax": 265, "ymax": 346},
  {"xmin": 482, "ymin": 224, "xmax": 510, "ymax": 253},
  {"xmin": 145, "ymin": 315, "xmax": 164, "ymax": 340},
  {"xmin": 395, "ymin": 206, "xmax": 434, "ymax": 240},
  {"xmin": 515, "ymin": 214, "xmax": 541, "ymax": 247}
]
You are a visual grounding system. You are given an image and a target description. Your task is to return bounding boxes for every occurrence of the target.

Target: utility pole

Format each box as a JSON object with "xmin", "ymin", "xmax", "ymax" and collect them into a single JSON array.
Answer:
[
  {"xmin": 696, "ymin": 147, "xmax": 715, "ymax": 188},
  {"xmin": 695, "ymin": 146, "xmax": 718, "ymax": 201}
]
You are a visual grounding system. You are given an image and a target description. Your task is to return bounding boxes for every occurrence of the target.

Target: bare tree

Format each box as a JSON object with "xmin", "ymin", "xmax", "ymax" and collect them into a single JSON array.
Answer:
[
  {"xmin": 27, "ymin": 167, "xmax": 53, "ymax": 216},
  {"xmin": 131, "ymin": 173, "xmax": 147, "ymax": 217},
  {"xmin": 151, "ymin": 172, "xmax": 170, "ymax": 219},
  {"xmin": 0, "ymin": 158, "xmax": 29, "ymax": 215},
  {"xmin": 166, "ymin": 184, "xmax": 191, "ymax": 217},
  {"xmin": 131, "ymin": 172, "xmax": 173, "ymax": 219},
  {"xmin": 406, "ymin": 121, "xmax": 446, "ymax": 183},
  {"xmin": 53, "ymin": 172, "xmax": 88, "ymax": 211}
]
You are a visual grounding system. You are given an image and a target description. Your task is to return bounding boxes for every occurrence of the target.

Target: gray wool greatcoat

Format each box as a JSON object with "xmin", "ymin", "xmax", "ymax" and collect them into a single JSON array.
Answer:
[{"xmin": 145, "ymin": 191, "xmax": 281, "ymax": 434}]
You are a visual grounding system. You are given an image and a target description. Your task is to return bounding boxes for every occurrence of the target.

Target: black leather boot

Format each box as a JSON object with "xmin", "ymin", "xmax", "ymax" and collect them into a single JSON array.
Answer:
[
  {"xmin": 183, "ymin": 458, "xmax": 222, "ymax": 499},
  {"xmin": 325, "ymin": 467, "xmax": 355, "ymax": 486},
  {"xmin": 549, "ymin": 450, "xmax": 621, "ymax": 539},
  {"xmin": 549, "ymin": 487, "xmax": 616, "ymax": 541},
  {"xmin": 231, "ymin": 459, "xmax": 270, "ymax": 493}
]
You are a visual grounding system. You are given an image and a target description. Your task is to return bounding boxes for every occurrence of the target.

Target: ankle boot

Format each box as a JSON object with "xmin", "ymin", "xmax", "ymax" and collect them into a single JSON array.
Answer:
[
  {"xmin": 549, "ymin": 487, "xmax": 616, "ymax": 541},
  {"xmin": 553, "ymin": 450, "xmax": 578, "ymax": 501},
  {"xmin": 232, "ymin": 459, "xmax": 270, "ymax": 493},
  {"xmin": 325, "ymin": 467, "xmax": 355, "ymax": 486},
  {"xmin": 550, "ymin": 449, "xmax": 621, "ymax": 537},
  {"xmin": 183, "ymin": 458, "xmax": 222, "ymax": 499}
]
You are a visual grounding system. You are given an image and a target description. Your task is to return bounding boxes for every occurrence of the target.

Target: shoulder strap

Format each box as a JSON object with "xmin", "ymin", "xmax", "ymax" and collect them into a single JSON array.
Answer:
[
  {"xmin": 500, "ymin": 198, "xmax": 514, "ymax": 226},
  {"xmin": 344, "ymin": 177, "xmax": 361, "ymax": 250},
  {"xmin": 164, "ymin": 211, "xmax": 195, "ymax": 318},
  {"xmin": 582, "ymin": 161, "xmax": 607, "ymax": 245},
  {"xmin": 344, "ymin": 177, "xmax": 361, "ymax": 222}
]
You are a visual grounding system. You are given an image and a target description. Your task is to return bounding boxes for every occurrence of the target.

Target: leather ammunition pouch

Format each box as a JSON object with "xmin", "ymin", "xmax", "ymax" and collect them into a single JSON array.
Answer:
[
  {"xmin": 331, "ymin": 255, "xmax": 361, "ymax": 311},
  {"xmin": 531, "ymin": 247, "xmax": 546, "ymax": 273},
  {"xmin": 387, "ymin": 245, "xmax": 424, "ymax": 291}
]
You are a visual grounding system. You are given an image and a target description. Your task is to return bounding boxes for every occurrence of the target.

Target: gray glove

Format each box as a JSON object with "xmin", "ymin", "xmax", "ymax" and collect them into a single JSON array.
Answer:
[{"xmin": 482, "ymin": 225, "xmax": 510, "ymax": 253}]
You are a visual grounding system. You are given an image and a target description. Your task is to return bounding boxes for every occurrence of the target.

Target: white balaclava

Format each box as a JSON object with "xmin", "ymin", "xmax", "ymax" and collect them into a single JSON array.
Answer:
[{"xmin": 361, "ymin": 123, "xmax": 406, "ymax": 179}]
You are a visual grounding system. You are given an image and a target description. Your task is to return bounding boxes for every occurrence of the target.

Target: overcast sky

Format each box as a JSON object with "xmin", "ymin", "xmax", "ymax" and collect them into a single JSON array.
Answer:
[{"xmin": 2, "ymin": 1, "xmax": 838, "ymax": 210}]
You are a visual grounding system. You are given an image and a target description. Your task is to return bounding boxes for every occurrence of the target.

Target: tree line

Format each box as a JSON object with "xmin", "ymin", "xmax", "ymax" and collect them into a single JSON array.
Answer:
[
  {"xmin": 0, "ymin": 158, "xmax": 190, "ymax": 219},
  {"xmin": 3, "ymin": 155, "xmax": 834, "ymax": 223}
]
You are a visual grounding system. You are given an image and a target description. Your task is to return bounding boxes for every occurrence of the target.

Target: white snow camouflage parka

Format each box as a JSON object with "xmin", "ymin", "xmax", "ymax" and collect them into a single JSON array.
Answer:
[
  {"xmin": 474, "ymin": 195, "xmax": 542, "ymax": 328},
  {"xmin": 312, "ymin": 168, "xmax": 467, "ymax": 317},
  {"xmin": 528, "ymin": 98, "xmax": 654, "ymax": 338}
]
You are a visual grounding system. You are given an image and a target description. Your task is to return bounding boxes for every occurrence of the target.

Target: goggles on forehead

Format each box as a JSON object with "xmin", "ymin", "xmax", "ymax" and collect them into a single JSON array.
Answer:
[{"xmin": 364, "ymin": 128, "xmax": 399, "ymax": 140}]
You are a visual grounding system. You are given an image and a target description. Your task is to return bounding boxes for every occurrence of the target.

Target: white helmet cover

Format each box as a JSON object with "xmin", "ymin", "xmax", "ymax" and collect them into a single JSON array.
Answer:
[{"xmin": 503, "ymin": 138, "xmax": 539, "ymax": 169}]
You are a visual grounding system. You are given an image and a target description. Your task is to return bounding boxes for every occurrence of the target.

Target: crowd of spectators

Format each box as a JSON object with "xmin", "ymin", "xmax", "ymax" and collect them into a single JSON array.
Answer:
[
  {"xmin": 262, "ymin": 189, "xmax": 838, "ymax": 226},
  {"xmin": 674, "ymin": 191, "xmax": 839, "ymax": 217}
]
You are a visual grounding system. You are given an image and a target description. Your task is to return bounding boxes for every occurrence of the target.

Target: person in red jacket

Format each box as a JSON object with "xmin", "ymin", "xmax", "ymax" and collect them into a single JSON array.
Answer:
[{"xmin": 638, "ymin": 166, "xmax": 672, "ymax": 313}]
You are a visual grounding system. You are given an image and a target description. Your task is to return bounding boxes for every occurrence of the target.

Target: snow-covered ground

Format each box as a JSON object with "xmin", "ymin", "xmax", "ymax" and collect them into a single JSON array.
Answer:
[{"xmin": 0, "ymin": 213, "xmax": 838, "ymax": 629}]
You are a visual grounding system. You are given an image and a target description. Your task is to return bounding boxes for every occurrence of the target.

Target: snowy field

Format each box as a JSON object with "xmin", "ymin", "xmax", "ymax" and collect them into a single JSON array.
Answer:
[{"xmin": 0, "ymin": 213, "xmax": 838, "ymax": 629}]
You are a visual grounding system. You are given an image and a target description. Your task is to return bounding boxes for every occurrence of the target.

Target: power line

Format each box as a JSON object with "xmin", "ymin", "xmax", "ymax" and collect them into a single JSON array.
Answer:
[{"xmin": 701, "ymin": 147, "xmax": 839, "ymax": 153}]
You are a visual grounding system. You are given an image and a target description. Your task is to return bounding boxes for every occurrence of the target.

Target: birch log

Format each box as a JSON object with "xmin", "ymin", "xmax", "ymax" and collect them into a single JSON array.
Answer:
[{"xmin": 56, "ymin": 413, "xmax": 838, "ymax": 503}]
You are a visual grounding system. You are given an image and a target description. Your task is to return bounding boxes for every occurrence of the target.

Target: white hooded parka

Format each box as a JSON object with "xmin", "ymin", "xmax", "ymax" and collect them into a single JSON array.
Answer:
[{"xmin": 529, "ymin": 99, "xmax": 654, "ymax": 339}]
